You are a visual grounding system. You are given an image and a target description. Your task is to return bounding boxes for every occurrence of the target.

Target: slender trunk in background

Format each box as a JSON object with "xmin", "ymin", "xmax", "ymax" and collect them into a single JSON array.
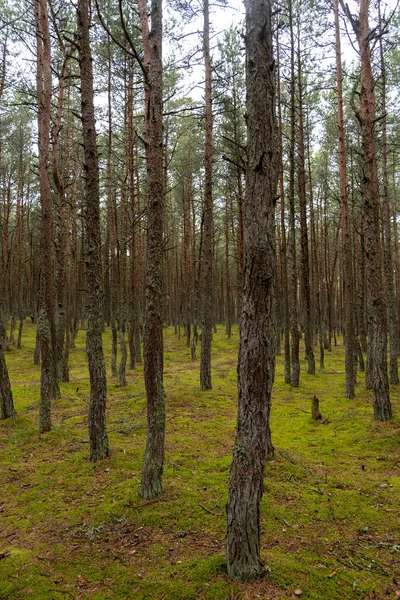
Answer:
[
  {"xmin": 182, "ymin": 154, "xmax": 193, "ymax": 347},
  {"xmin": 392, "ymin": 157, "xmax": 400, "ymax": 338},
  {"xmin": 378, "ymin": 1, "xmax": 398, "ymax": 385},
  {"xmin": 226, "ymin": 0, "xmax": 278, "ymax": 580},
  {"xmin": 200, "ymin": 0, "xmax": 213, "ymax": 391},
  {"xmin": 307, "ymin": 133, "xmax": 324, "ymax": 370},
  {"xmin": 276, "ymin": 31, "xmax": 290, "ymax": 384},
  {"xmin": 127, "ymin": 59, "xmax": 142, "ymax": 369},
  {"xmin": 334, "ymin": 0, "xmax": 356, "ymax": 398},
  {"xmin": 288, "ymin": 0, "xmax": 300, "ymax": 386},
  {"xmin": 52, "ymin": 41, "xmax": 73, "ymax": 384},
  {"xmin": 34, "ymin": 0, "xmax": 58, "ymax": 433},
  {"xmin": 77, "ymin": 0, "xmax": 110, "ymax": 461},
  {"xmin": 225, "ymin": 189, "xmax": 232, "ymax": 338},
  {"xmin": 297, "ymin": 28, "xmax": 315, "ymax": 376},
  {"xmin": 191, "ymin": 208, "xmax": 203, "ymax": 362},
  {"xmin": 107, "ymin": 47, "xmax": 118, "ymax": 378}
]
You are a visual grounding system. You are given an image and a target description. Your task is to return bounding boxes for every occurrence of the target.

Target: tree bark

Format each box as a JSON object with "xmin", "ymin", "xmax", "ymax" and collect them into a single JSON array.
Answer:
[
  {"xmin": 34, "ymin": 0, "xmax": 58, "ymax": 433},
  {"xmin": 77, "ymin": 0, "xmax": 110, "ymax": 461},
  {"xmin": 288, "ymin": 0, "xmax": 300, "ymax": 387},
  {"xmin": 0, "ymin": 323, "xmax": 15, "ymax": 420},
  {"xmin": 341, "ymin": 0, "xmax": 392, "ymax": 420},
  {"xmin": 226, "ymin": 0, "xmax": 278, "ymax": 581},
  {"xmin": 140, "ymin": 0, "xmax": 166, "ymax": 499},
  {"xmin": 297, "ymin": 31, "xmax": 315, "ymax": 376},
  {"xmin": 378, "ymin": 1, "xmax": 398, "ymax": 385},
  {"xmin": 200, "ymin": 0, "xmax": 213, "ymax": 391},
  {"xmin": 334, "ymin": 0, "xmax": 356, "ymax": 398},
  {"xmin": 276, "ymin": 31, "xmax": 290, "ymax": 384}
]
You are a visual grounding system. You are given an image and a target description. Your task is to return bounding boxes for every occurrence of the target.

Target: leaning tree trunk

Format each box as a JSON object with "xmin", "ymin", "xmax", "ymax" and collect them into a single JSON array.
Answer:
[
  {"xmin": 226, "ymin": 0, "xmax": 278, "ymax": 581},
  {"xmin": 77, "ymin": 0, "xmax": 110, "ymax": 461},
  {"xmin": 140, "ymin": 0, "xmax": 166, "ymax": 499}
]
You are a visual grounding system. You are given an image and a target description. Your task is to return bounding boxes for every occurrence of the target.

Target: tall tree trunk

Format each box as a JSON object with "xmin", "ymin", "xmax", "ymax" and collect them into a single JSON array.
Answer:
[
  {"xmin": 182, "ymin": 153, "xmax": 193, "ymax": 348},
  {"xmin": 52, "ymin": 42, "xmax": 73, "ymax": 384},
  {"xmin": 378, "ymin": 1, "xmax": 398, "ymax": 385},
  {"xmin": 77, "ymin": 0, "xmax": 110, "ymax": 461},
  {"xmin": 226, "ymin": 0, "xmax": 278, "ymax": 580},
  {"xmin": 127, "ymin": 59, "xmax": 142, "ymax": 369},
  {"xmin": 34, "ymin": 0, "xmax": 58, "ymax": 433},
  {"xmin": 288, "ymin": 0, "xmax": 300, "ymax": 387},
  {"xmin": 307, "ymin": 136, "xmax": 324, "ymax": 371},
  {"xmin": 297, "ymin": 29, "xmax": 315, "ymax": 376},
  {"xmin": 140, "ymin": 0, "xmax": 166, "ymax": 499},
  {"xmin": 341, "ymin": 0, "xmax": 392, "ymax": 420},
  {"xmin": 200, "ymin": 0, "xmax": 213, "ymax": 391},
  {"xmin": 277, "ymin": 31, "xmax": 290, "ymax": 384},
  {"xmin": 334, "ymin": 0, "xmax": 356, "ymax": 398},
  {"xmin": 225, "ymin": 190, "xmax": 232, "ymax": 338}
]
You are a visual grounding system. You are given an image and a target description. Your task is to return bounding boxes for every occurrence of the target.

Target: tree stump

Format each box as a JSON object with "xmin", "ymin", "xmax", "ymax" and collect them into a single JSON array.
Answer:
[{"xmin": 312, "ymin": 395, "xmax": 322, "ymax": 420}]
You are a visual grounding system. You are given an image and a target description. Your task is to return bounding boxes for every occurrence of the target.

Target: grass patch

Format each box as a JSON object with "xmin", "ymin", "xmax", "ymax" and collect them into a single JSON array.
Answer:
[{"xmin": 0, "ymin": 321, "xmax": 399, "ymax": 599}]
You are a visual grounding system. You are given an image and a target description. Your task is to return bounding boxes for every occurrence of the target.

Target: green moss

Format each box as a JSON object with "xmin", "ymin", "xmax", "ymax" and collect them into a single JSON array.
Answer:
[{"xmin": 0, "ymin": 322, "xmax": 399, "ymax": 598}]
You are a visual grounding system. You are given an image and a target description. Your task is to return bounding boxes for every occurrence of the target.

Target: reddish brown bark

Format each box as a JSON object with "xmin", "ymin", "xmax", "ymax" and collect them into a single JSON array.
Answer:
[
  {"xmin": 341, "ymin": 0, "xmax": 392, "ymax": 420},
  {"xmin": 334, "ymin": 0, "xmax": 356, "ymax": 398}
]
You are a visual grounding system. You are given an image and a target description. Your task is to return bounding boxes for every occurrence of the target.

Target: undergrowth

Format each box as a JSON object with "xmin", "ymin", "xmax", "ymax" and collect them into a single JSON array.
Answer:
[{"xmin": 0, "ymin": 322, "xmax": 399, "ymax": 599}]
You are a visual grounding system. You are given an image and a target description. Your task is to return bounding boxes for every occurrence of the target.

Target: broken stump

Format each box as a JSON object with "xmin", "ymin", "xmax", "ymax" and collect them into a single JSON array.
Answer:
[{"xmin": 312, "ymin": 395, "xmax": 322, "ymax": 420}]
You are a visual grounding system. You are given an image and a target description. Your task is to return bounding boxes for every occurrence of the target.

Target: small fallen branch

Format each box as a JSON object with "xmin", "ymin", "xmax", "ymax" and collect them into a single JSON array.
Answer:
[
  {"xmin": 128, "ymin": 498, "xmax": 162, "ymax": 510},
  {"xmin": 198, "ymin": 503, "xmax": 221, "ymax": 517},
  {"xmin": 278, "ymin": 449, "xmax": 297, "ymax": 465}
]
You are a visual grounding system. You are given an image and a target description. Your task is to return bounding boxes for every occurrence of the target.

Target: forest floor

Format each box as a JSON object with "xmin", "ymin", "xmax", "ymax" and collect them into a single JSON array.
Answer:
[{"xmin": 0, "ymin": 322, "xmax": 399, "ymax": 600}]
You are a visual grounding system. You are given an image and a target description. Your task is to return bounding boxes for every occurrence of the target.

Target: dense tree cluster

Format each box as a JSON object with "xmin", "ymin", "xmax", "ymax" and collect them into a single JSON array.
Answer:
[{"xmin": 0, "ymin": 0, "xmax": 399, "ymax": 582}]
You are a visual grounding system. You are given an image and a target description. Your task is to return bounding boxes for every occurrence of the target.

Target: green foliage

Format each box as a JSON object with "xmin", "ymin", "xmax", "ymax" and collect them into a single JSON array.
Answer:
[{"xmin": 0, "ymin": 321, "xmax": 399, "ymax": 599}]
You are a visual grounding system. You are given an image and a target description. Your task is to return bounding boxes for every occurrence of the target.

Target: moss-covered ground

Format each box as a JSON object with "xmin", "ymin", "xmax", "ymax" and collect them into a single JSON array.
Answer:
[{"xmin": 0, "ymin": 321, "xmax": 399, "ymax": 599}]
